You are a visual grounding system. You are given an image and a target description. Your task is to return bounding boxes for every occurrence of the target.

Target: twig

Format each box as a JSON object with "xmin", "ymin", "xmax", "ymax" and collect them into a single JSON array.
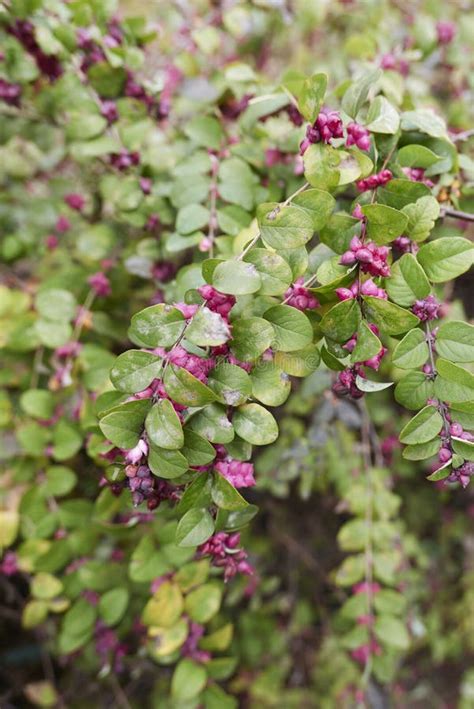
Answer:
[
  {"xmin": 358, "ymin": 400, "xmax": 377, "ymax": 693},
  {"xmin": 208, "ymin": 154, "xmax": 219, "ymax": 258},
  {"xmin": 450, "ymin": 128, "xmax": 474, "ymax": 142},
  {"xmin": 440, "ymin": 207, "xmax": 474, "ymax": 223},
  {"xmin": 109, "ymin": 675, "xmax": 132, "ymax": 709}
]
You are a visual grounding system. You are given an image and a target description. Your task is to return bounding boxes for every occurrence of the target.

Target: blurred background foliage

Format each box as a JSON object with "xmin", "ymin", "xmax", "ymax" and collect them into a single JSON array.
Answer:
[{"xmin": 0, "ymin": 1, "xmax": 473, "ymax": 708}]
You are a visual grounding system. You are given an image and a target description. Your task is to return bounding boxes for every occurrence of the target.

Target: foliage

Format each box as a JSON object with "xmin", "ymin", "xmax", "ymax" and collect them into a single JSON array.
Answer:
[{"xmin": 0, "ymin": 0, "xmax": 473, "ymax": 707}]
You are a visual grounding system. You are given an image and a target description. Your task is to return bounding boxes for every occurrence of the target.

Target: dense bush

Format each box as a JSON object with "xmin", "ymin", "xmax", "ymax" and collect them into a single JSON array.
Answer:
[{"xmin": 1, "ymin": 1, "xmax": 473, "ymax": 707}]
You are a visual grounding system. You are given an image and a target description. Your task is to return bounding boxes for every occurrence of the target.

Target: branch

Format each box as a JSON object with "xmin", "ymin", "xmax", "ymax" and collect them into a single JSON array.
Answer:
[{"xmin": 440, "ymin": 207, "xmax": 474, "ymax": 223}]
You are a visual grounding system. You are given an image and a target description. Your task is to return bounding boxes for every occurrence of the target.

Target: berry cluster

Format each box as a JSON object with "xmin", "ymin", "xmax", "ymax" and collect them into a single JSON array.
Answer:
[
  {"xmin": 340, "ymin": 236, "xmax": 391, "ymax": 277},
  {"xmin": 198, "ymin": 532, "xmax": 254, "ymax": 581},
  {"xmin": 392, "ymin": 235, "xmax": 418, "ymax": 255},
  {"xmin": 346, "ymin": 122, "xmax": 371, "ymax": 151},
  {"xmin": 215, "ymin": 460, "xmax": 256, "ymax": 489},
  {"xmin": 8, "ymin": 20, "xmax": 63, "ymax": 81},
  {"xmin": 198, "ymin": 285, "xmax": 236, "ymax": 319},
  {"xmin": 350, "ymin": 582, "xmax": 382, "ymax": 664},
  {"xmin": 357, "ymin": 169, "xmax": 393, "ymax": 191},
  {"xmin": 181, "ymin": 622, "xmax": 211, "ymax": 663},
  {"xmin": 94, "ymin": 620, "xmax": 127, "ymax": 673},
  {"xmin": 124, "ymin": 463, "xmax": 180, "ymax": 509},
  {"xmin": 344, "ymin": 323, "xmax": 387, "ymax": 371},
  {"xmin": 88, "ymin": 272, "xmax": 111, "ymax": 298},
  {"xmin": 332, "ymin": 365, "xmax": 366, "ymax": 399},
  {"xmin": 109, "ymin": 150, "xmax": 141, "ymax": 171},
  {"xmin": 380, "ymin": 53, "xmax": 409, "ymax": 76},
  {"xmin": 402, "ymin": 167, "xmax": 434, "ymax": 188},
  {"xmin": 0, "ymin": 78, "xmax": 21, "ymax": 106},
  {"xmin": 336, "ymin": 278, "xmax": 387, "ymax": 302},
  {"xmin": 436, "ymin": 20, "xmax": 456, "ymax": 45},
  {"xmin": 284, "ymin": 278, "xmax": 320, "ymax": 310},
  {"xmin": 411, "ymin": 295, "xmax": 441, "ymax": 322},
  {"xmin": 300, "ymin": 109, "xmax": 344, "ymax": 153},
  {"xmin": 64, "ymin": 193, "xmax": 85, "ymax": 212}
]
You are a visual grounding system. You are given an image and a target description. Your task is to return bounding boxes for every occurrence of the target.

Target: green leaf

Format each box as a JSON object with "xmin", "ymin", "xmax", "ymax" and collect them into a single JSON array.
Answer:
[
  {"xmin": 392, "ymin": 329, "xmax": 429, "ymax": 369},
  {"xmin": 110, "ymin": 350, "xmax": 162, "ymax": 393},
  {"xmin": 208, "ymin": 363, "xmax": 252, "ymax": 406},
  {"xmin": 22, "ymin": 600, "xmax": 49, "ymax": 629},
  {"xmin": 148, "ymin": 619, "xmax": 188, "ymax": 659},
  {"xmin": 35, "ymin": 289, "xmax": 76, "ymax": 322},
  {"xmin": 186, "ymin": 306, "xmax": 231, "ymax": 347},
  {"xmin": 43, "ymin": 466, "xmax": 77, "ymax": 497},
  {"xmin": 142, "ymin": 581, "xmax": 183, "ymax": 628},
  {"xmin": 184, "ymin": 115, "xmax": 224, "ymax": 150},
  {"xmin": 374, "ymin": 615, "xmax": 410, "ymax": 650},
  {"xmin": 176, "ymin": 203, "xmax": 210, "ymax": 235},
  {"xmin": 218, "ymin": 157, "xmax": 257, "ymax": 211},
  {"xmin": 212, "ymin": 473, "xmax": 248, "ymax": 511},
  {"xmin": 177, "ymin": 473, "xmax": 212, "ymax": 515},
  {"xmin": 171, "ymin": 659, "xmax": 207, "ymax": 701},
  {"xmin": 257, "ymin": 203, "xmax": 314, "ymax": 249},
  {"xmin": 163, "ymin": 364, "xmax": 217, "ymax": 407},
  {"xmin": 250, "ymin": 362, "xmax": 291, "ymax": 406},
  {"xmin": 292, "ymin": 188, "xmax": 335, "ymax": 230},
  {"xmin": 274, "ymin": 344, "xmax": 321, "ymax": 377},
  {"xmin": 176, "ymin": 508, "xmax": 215, "ymax": 547},
  {"xmin": 426, "ymin": 463, "xmax": 452, "ymax": 482},
  {"xmin": 434, "ymin": 359, "xmax": 474, "ymax": 404},
  {"xmin": 320, "ymin": 299, "xmax": 361, "ymax": 343},
  {"xmin": 20, "ymin": 390, "xmax": 55, "ymax": 419},
  {"xmin": 319, "ymin": 213, "xmax": 359, "ymax": 254},
  {"xmin": 128, "ymin": 304, "xmax": 185, "ymax": 348},
  {"xmin": 398, "ymin": 145, "xmax": 441, "ymax": 168},
  {"xmin": 366, "ymin": 96, "xmax": 400, "ymax": 134},
  {"xmin": 31, "ymin": 572, "xmax": 63, "ymax": 600},
  {"xmin": 436, "ymin": 321, "xmax": 474, "ymax": 363},
  {"xmin": 402, "ymin": 438, "xmax": 440, "ymax": 460},
  {"xmin": 88, "ymin": 63, "xmax": 126, "ymax": 98},
  {"xmin": 230, "ymin": 317, "xmax": 275, "ymax": 361},
  {"xmin": 399, "ymin": 406, "xmax": 443, "ymax": 444},
  {"xmin": 145, "ymin": 399, "xmax": 184, "ymax": 450},
  {"xmin": 303, "ymin": 143, "xmax": 341, "ymax": 190},
  {"xmin": 263, "ymin": 304, "xmax": 313, "ymax": 352},
  {"xmin": 338, "ymin": 149, "xmax": 373, "ymax": 186},
  {"xmin": 99, "ymin": 400, "xmax": 151, "ymax": 449},
  {"xmin": 452, "ymin": 437, "xmax": 474, "ymax": 462},
  {"xmin": 182, "ymin": 430, "xmax": 216, "ymax": 466},
  {"xmin": 212, "ymin": 260, "xmax": 261, "ymax": 295},
  {"xmin": 184, "ymin": 582, "xmax": 223, "ymax": 624},
  {"xmin": 189, "ymin": 404, "xmax": 234, "ymax": 444},
  {"xmin": 98, "ymin": 588, "xmax": 129, "ymax": 626},
  {"xmin": 378, "ymin": 179, "xmax": 431, "ymax": 209},
  {"xmin": 298, "ymin": 72, "xmax": 327, "ymax": 122},
  {"xmin": 386, "ymin": 253, "xmax": 431, "ymax": 306},
  {"xmin": 355, "ymin": 376, "xmax": 393, "ymax": 392},
  {"xmin": 129, "ymin": 537, "xmax": 171, "ymax": 583},
  {"xmin": 243, "ymin": 249, "xmax": 292, "ymax": 296},
  {"xmin": 417, "ymin": 237, "xmax": 474, "ymax": 282},
  {"xmin": 233, "ymin": 403, "xmax": 278, "ymax": 445},
  {"xmin": 148, "ymin": 446, "xmax": 188, "ymax": 479},
  {"xmin": 341, "ymin": 69, "xmax": 382, "ymax": 118},
  {"xmin": 395, "ymin": 371, "xmax": 434, "ymax": 410},
  {"xmin": 350, "ymin": 321, "xmax": 382, "ymax": 363},
  {"xmin": 52, "ymin": 421, "xmax": 82, "ymax": 461},
  {"xmin": 362, "ymin": 296, "xmax": 419, "ymax": 335},
  {"xmin": 66, "ymin": 112, "xmax": 107, "ymax": 141},
  {"xmin": 361, "ymin": 204, "xmax": 408, "ymax": 244},
  {"xmin": 401, "ymin": 196, "xmax": 440, "ymax": 242},
  {"xmin": 401, "ymin": 109, "xmax": 447, "ymax": 138}
]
